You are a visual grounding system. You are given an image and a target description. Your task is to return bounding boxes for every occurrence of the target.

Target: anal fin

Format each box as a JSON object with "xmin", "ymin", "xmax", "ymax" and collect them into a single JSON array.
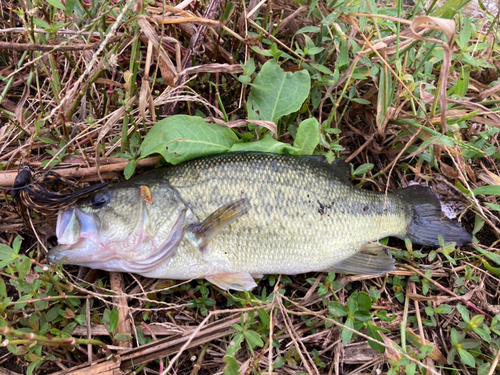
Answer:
[
  {"xmin": 205, "ymin": 272, "xmax": 257, "ymax": 291},
  {"xmin": 328, "ymin": 243, "xmax": 395, "ymax": 276},
  {"xmin": 188, "ymin": 198, "xmax": 251, "ymax": 251}
]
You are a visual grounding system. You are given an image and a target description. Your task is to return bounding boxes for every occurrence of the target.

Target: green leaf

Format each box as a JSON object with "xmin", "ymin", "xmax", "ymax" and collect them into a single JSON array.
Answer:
[
  {"xmin": 434, "ymin": 304, "xmax": 451, "ymax": 314},
  {"xmin": 238, "ymin": 75, "xmax": 252, "ymax": 84},
  {"xmin": 458, "ymin": 348, "xmax": 476, "ymax": 367},
  {"xmin": 16, "ymin": 256, "xmax": 31, "ymax": 278},
  {"xmin": 0, "ymin": 298, "xmax": 11, "ymax": 314},
  {"xmin": 37, "ymin": 137, "xmax": 58, "ymax": 145},
  {"xmin": 12, "ymin": 236, "xmax": 22, "ymax": 253},
  {"xmin": 328, "ymin": 302, "xmax": 348, "ymax": 317},
  {"xmin": 243, "ymin": 330, "xmax": 264, "ymax": 348},
  {"xmin": 65, "ymin": 0, "xmax": 76, "ymax": 14},
  {"xmin": 473, "ymin": 245, "xmax": 500, "ymax": 266},
  {"xmin": 353, "ymin": 163, "xmax": 374, "ymax": 176},
  {"xmin": 484, "ymin": 202, "xmax": 500, "ymax": 211},
  {"xmin": 473, "ymin": 185, "xmax": 500, "ymax": 196},
  {"xmin": 123, "ymin": 159, "xmax": 137, "ymax": 180},
  {"xmin": 0, "ymin": 244, "xmax": 16, "ymax": 260},
  {"xmin": 0, "ymin": 279, "xmax": 6, "ymax": 298},
  {"xmin": 293, "ymin": 118, "xmax": 319, "ymax": 155},
  {"xmin": 366, "ymin": 322, "xmax": 385, "ymax": 353},
  {"xmin": 226, "ymin": 333, "xmax": 243, "ymax": 357},
  {"xmin": 46, "ymin": 0, "xmax": 66, "ymax": 10},
  {"xmin": 456, "ymin": 305, "xmax": 470, "ymax": 322},
  {"xmin": 472, "ymin": 327, "xmax": 490, "ymax": 342},
  {"xmin": 248, "ymin": 60, "xmax": 310, "ymax": 122},
  {"xmin": 450, "ymin": 328, "xmax": 462, "ymax": 344},
  {"xmin": 223, "ymin": 355, "xmax": 240, "ymax": 375},
  {"xmin": 114, "ymin": 333, "xmax": 132, "ymax": 341},
  {"xmin": 353, "ymin": 311, "xmax": 371, "ymax": 322},
  {"xmin": 12, "ymin": 295, "xmax": 32, "ymax": 310},
  {"xmin": 103, "ymin": 308, "xmax": 119, "ymax": 334},
  {"xmin": 357, "ymin": 292, "xmax": 372, "ymax": 311},
  {"xmin": 139, "ymin": 115, "xmax": 237, "ymax": 165},
  {"xmin": 230, "ymin": 133, "xmax": 299, "ymax": 154},
  {"xmin": 257, "ymin": 308, "xmax": 270, "ymax": 328},
  {"xmin": 341, "ymin": 317, "xmax": 355, "ymax": 345},
  {"xmin": 470, "ymin": 314, "xmax": 485, "ymax": 327},
  {"xmin": 457, "ymin": 17, "xmax": 471, "ymax": 49},
  {"xmin": 296, "ymin": 26, "xmax": 320, "ymax": 34}
]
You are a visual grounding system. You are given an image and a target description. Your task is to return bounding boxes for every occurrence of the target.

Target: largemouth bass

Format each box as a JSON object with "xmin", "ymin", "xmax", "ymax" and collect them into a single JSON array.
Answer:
[{"xmin": 48, "ymin": 153, "xmax": 471, "ymax": 290}]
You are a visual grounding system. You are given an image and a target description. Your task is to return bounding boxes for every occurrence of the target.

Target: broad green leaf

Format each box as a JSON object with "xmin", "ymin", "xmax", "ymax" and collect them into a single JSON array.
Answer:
[
  {"xmin": 366, "ymin": 322, "xmax": 385, "ymax": 353},
  {"xmin": 296, "ymin": 26, "xmax": 320, "ymax": 34},
  {"xmin": 353, "ymin": 163, "xmax": 374, "ymax": 176},
  {"xmin": 139, "ymin": 115, "xmax": 237, "ymax": 165},
  {"xmin": 357, "ymin": 292, "xmax": 372, "ymax": 311},
  {"xmin": 434, "ymin": 304, "xmax": 451, "ymax": 314},
  {"xmin": 37, "ymin": 137, "xmax": 58, "ymax": 145},
  {"xmin": 457, "ymin": 17, "xmax": 471, "ymax": 49},
  {"xmin": 248, "ymin": 60, "xmax": 310, "ymax": 122},
  {"xmin": 328, "ymin": 301, "xmax": 348, "ymax": 317},
  {"xmin": 123, "ymin": 159, "xmax": 137, "ymax": 180},
  {"xmin": 229, "ymin": 134, "xmax": 299, "ymax": 154},
  {"xmin": 103, "ymin": 308, "xmax": 119, "ymax": 334},
  {"xmin": 473, "ymin": 246, "xmax": 500, "ymax": 266},
  {"xmin": 226, "ymin": 333, "xmax": 243, "ymax": 357},
  {"xmin": 223, "ymin": 355, "xmax": 239, "ymax": 375},
  {"xmin": 484, "ymin": 202, "xmax": 500, "ymax": 211},
  {"xmin": 0, "ymin": 244, "xmax": 16, "ymax": 260},
  {"xmin": 293, "ymin": 118, "xmax": 319, "ymax": 155},
  {"xmin": 46, "ymin": 0, "xmax": 66, "ymax": 10},
  {"xmin": 472, "ymin": 327, "xmax": 490, "ymax": 342},
  {"xmin": 243, "ymin": 330, "xmax": 264, "ymax": 348},
  {"xmin": 257, "ymin": 308, "xmax": 270, "ymax": 329},
  {"xmin": 353, "ymin": 311, "xmax": 371, "ymax": 322},
  {"xmin": 16, "ymin": 256, "xmax": 31, "ymax": 278},
  {"xmin": 12, "ymin": 295, "xmax": 32, "ymax": 310},
  {"xmin": 473, "ymin": 185, "xmax": 500, "ymax": 196},
  {"xmin": 341, "ymin": 317, "xmax": 355, "ymax": 345},
  {"xmin": 456, "ymin": 305, "xmax": 470, "ymax": 322},
  {"xmin": 12, "ymin": 236, "xmax": 22, "ymax": 253},
  {"xmin": 114, "ymin": 333, "xmax": 132, "ymax": 342},
  {"xmin": 458, "ymin": 348, "xmax": 476, "ymax": 367}
]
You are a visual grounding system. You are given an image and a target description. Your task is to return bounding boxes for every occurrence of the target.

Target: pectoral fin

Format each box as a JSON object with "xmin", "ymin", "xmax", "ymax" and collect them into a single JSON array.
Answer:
[
  {"xmin": 206, "ymin": 272, "xmax": 257, "ymax": 291},
  {"xmin": 188, "ymin": 198, "xmax": 251, "ymax": 251},
  {"xmin": 328, "ymin": 243, "xmax": 395, "ymax": 275}
]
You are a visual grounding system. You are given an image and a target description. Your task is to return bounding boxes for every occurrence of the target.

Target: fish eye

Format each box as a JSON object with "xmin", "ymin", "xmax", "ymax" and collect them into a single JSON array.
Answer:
[{"xmin": 91, "ymin": 192, "xmax": 108, "ymax": 209}]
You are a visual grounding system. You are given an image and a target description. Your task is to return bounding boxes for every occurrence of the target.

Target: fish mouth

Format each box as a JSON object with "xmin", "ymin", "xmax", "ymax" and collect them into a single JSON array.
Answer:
[
  {"xmin": 49, "ymin": 207, "xmax": 113, "ymax": 268},
  {"xmin": 56, "ymin": 207, "xmax": 99, "ymax": 245},
  {"xmin": 49, "ymin": 206, "xmax": 187, "ymax": 274}
]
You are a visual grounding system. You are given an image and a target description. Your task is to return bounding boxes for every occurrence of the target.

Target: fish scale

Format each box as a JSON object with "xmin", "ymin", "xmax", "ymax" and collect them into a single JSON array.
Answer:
[
  {"xmin": 146, "ymin": 153, "xmax": 408, "ymax": 279},
  {"xmin": 49, "ymin": 152, "xmax": 472, "ymax": 291}
]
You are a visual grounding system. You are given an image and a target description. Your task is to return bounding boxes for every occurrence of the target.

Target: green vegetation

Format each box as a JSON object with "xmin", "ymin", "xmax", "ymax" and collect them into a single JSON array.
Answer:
[{"xmin": 0, "ymin": 0, "xmax": 499, "ymax": 373}]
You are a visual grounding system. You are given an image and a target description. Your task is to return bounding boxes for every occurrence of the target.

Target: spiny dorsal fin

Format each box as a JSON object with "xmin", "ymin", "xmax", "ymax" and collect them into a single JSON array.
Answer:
[
  {"xmin": 187, "ymin": 198, "xmax": 251, "ymax": 251},
  {"xmin": 327, "ymin": 243, "xmax": 395, "ymax": 275}
]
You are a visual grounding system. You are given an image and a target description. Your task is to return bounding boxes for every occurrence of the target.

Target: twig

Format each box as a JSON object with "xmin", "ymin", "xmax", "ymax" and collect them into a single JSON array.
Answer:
[{"xmin": 0, "ymin": 156, "xmax": 162, "ymax": 187}]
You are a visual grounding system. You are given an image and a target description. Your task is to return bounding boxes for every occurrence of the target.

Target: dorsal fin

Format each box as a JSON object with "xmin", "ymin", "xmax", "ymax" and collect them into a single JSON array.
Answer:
[{"xmin": 298, "ymin": 155, "xmax": 351, "ymax": 181}]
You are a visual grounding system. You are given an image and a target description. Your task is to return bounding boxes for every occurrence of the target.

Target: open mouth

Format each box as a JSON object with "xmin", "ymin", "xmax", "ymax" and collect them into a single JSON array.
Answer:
[{"xmin": 48, "ymin": 206, "xmax": 188, "ymax": 275}]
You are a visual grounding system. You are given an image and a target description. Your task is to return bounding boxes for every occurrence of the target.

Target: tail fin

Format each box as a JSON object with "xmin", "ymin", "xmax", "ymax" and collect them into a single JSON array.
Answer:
[{"xmin": 394, "ymin": 186, "xmax": 472, "ymax": 247}]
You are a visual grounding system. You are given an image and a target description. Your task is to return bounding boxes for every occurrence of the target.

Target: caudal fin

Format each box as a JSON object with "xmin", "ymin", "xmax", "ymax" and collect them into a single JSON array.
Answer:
[{"xmin": 394, "ymin": 186, "xmax": 472, "ymax": 247}]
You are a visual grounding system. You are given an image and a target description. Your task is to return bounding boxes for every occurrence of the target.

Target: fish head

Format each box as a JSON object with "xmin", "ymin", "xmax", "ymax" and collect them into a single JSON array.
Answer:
[{"xmin": 48, "ymin": 180, "xmax": 187, "ymax": 274}]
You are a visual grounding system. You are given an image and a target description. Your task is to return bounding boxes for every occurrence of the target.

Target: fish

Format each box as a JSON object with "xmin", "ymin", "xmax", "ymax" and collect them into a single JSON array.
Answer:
[{"xmin": 48, "ymin": 152, "xmax": 472, "ymax": 291}]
